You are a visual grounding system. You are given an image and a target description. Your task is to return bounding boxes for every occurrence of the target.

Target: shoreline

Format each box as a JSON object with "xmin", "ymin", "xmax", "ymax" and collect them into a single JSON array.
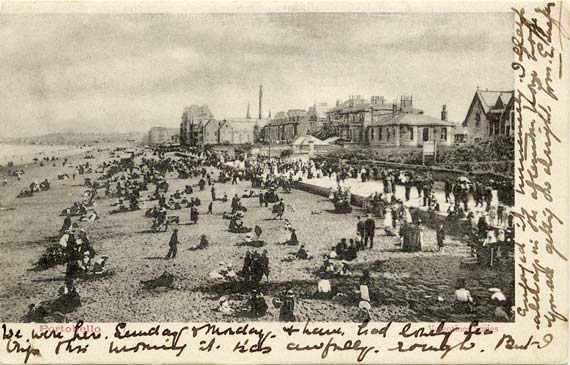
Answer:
[
  {"xmin": 0, "ymin": 144, "xmax": 123, "ymax": 206},
  {"xmin": 0, "ymin": 143, "xmax": 90, "ymax": 167}
]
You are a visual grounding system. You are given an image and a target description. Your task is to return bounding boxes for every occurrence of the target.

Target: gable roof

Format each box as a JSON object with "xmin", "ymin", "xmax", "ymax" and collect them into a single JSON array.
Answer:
[
  {"xmin": 291, "ymin": 135, "xmax": 329, "ymax": 146},
  {"xmin": 476, "ymin": 90, "xmax": 514, "ymax": 114},
  {"xmin": 219, "ymin": 119, "xmax": 266, "ymax": 131}
]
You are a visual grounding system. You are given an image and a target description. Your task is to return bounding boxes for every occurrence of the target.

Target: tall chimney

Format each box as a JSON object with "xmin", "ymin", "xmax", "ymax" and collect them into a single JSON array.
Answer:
[
  {"xmin": 441, "ymin": 105, "xmax": 448, "ymax": 121},
  {"xmin": 246, "ymin": 102, "xmax": 251, "ymax": 119},
  {"xmin": 258, "ymin": 85, "xmax": 263, "ymax": 119}
]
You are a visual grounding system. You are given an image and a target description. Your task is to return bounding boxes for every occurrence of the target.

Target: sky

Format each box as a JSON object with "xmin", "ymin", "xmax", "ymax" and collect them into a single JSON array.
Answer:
[{"xmin": 0, "ymin": 12, "xmax": 513, "ymax": 137}]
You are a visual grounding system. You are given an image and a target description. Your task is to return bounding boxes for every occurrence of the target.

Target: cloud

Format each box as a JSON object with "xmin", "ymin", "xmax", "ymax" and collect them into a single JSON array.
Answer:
[{"xmin": 0, "ymin": 13, "xmax": 513, "ymax": 137}]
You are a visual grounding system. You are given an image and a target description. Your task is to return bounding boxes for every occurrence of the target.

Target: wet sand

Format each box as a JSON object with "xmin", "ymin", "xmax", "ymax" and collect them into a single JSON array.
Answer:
[{"xmin": 0, "ymin": 148, "xmax": 514, "ymax": 323}]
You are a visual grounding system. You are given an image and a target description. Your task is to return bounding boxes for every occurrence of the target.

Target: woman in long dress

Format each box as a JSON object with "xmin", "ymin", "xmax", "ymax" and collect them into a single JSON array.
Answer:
[
  {"xmin": 384, "ymin": 208, "xmax": 393, "ymax": 235},
  {"xmin": 282, "ymin": 221, "xmax": 292, "ymax": 244},
  {"xmin": 403, "ymin": 208, "xmax": 412, "ymax": 223}
]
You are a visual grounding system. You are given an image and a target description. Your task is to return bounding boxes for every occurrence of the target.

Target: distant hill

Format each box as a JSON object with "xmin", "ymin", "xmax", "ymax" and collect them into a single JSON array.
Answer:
[{"xmin": 4, "ymin": 132, "xmax": 145, "ymax": 146}]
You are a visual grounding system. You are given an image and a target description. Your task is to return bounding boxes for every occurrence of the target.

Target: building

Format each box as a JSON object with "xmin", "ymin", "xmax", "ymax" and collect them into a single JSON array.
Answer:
[
  {"xmin": 324, "ymin": 95, "xmax": 455, "ymax": 147},
  {"xmin": 262, "ymin": 109, "xmax": 306, "ymax": 144},
  {"xmin": 262, "ymin": 102, "xmax": 330, "ymax": 144},
  {"xmin": 366, "ymin": 111, "xmax": 455, "ymax": 147},
  {"xmin": 179, "ymin": 105, "xmax": 214, "ymax": 147},
  {"xmin": 147, "ymin": 127, "xmax": 179, "ymax": 145},
  {"xmin": 461, "ymin": 88, "xmax": 514, "ymax": 143},
  {"xmin": 218, "ymin": 119, "xmax": 266, "ymax": 144},
  {"xmin": 306, "ymin": 102, "xmax": 329, "ymax": 136},
  {"xmin": 325, "ymin": 95, "xmax": 393, "ymax": 143},
  {"xmin": 202, "ymin": 119, "xmax": 222, "ymax": 145}
]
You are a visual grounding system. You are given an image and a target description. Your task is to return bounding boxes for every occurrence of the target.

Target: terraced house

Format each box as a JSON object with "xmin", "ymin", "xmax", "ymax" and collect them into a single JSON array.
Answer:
[{"xmin": 262, "ymin": 103, "xmax": 328, "ymax": 144}]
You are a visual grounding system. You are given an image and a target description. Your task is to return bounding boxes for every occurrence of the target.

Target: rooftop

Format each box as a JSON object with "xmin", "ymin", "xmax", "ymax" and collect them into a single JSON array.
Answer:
[
  {"xmin": 370, "ymin": 112, "xmax": 456, "ymax": 127},
  {"xmin": 476, "ymin": 90, "xmax": 514, "ymax": 114}
]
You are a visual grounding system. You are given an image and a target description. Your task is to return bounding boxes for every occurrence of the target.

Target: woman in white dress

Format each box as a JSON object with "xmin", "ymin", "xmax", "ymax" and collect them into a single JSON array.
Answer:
[{"xmin": 403, "ymin": 208, "xmax": 412, "ymax": 223}]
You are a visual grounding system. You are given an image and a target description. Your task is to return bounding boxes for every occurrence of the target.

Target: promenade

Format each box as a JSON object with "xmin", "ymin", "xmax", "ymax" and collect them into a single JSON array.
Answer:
[{"xmin": 224, "ymin": 160, "xmax": 511, "ymax": 229}]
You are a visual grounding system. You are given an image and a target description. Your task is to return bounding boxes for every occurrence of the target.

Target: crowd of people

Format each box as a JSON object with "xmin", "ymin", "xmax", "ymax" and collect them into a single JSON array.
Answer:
[{"xmin": 12, "ymin": 143, "xmax": 515, "ymax": 323}]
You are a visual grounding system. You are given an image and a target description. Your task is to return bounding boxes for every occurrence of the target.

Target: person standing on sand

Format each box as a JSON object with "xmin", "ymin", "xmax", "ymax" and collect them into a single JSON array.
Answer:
[
  {"xmin": 437, "ymin": 224, "xmax": 445, "ymax": 251},
  {"xmin": 259, "ymin": 191, "xmax": 265, "ymax": 207},
  {"xmin": 364, "ymin": 214, "xmax": 376, "ymax": 249},
  {"xmin": 211, "ymin": 185, "xmax": 216, "ymax": 201},
  {"xmin": 165, "ymin": 229, "xmax": 179, "ymax": 259},
  {"xmin": 207, "ymin": 201, "xmax": 213, "ymax": 214}
]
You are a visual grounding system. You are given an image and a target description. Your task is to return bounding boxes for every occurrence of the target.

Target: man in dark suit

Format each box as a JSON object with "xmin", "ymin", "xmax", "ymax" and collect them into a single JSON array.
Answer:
[
  {"xmin": 444, "ymin": 178, "xmax": 453, "ymax": 203},
  {"xmin": 165, "ymin": 229, "xmax": 178, "ymax": 259},
  {"xmin": 364, "ymin": 214, "xmax": 376, "ymax": 249}
]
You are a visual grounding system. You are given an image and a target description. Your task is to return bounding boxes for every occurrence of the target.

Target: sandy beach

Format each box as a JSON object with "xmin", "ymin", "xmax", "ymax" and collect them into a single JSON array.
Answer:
[{"xmin": 0, "ymin": 148, "xmax": 514, "ymax": 323}]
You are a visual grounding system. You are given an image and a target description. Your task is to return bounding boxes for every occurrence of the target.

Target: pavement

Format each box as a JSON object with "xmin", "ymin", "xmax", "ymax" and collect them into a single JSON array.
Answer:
[{"xmin": 224, "ymin": 160, "xmax": 512, "ymax": 227}]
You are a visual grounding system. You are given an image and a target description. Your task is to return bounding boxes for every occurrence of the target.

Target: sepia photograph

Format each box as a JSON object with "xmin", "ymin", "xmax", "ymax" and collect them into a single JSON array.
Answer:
[{"xmin": 0, "ymin": 11, "xmax": 518, "ymax": 324}]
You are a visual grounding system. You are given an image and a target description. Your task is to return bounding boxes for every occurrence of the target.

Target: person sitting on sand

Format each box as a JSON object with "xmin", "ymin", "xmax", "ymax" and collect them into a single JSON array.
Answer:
[
  {"xmin": 317, "ymin": 256, "xmax": 336, "ymax": 278},
  {"xmin": 278, "ymin": 289, "xmax": 296, "ymax": 322},
  {"xmin": 229, "ymin": 217, "xmax": 243, "ymax": 231},
  {"xmin": 55, "ymin": 278, "xmax": 82, "ymax": 313},
  {"xmin": 80, "ymin": 209, "xmax": 99, "ymax": 222},
  {"xmin": 342, "ymin": 239, "xmax": 358, "ymax": 261},
  {"xmin": 217, "ymin": 296, "xmax": 234, "ymax": 314},
  {"xmin": 338, "ymin": 261, "xmax": 351, "ymax": 276},
  {"xmin": 334, "ymin": 238, "xmax": 348, "ymax": 258},
  {"xmin": 286, "ymin": 228, "xmax": 299, "ymax": 246},
  {"xmin": 91, "ymin": 256, "xmax": 109, "ymax": 275},
  {"xmin": 247, "ymin": 290, "xmax": 268, "ymax": 318},
  {"xmin": 295, "ymin": 245, "xmax": 310, "ymax": 260},
  {"xmin": 189, "ymin": 234, "xmax": 209, "ymax": 251},
  {"xmin": 208, "ymin": 262, "xmax": 237, "ymax": 281},
  {"xmin": 314, "ymin": 279, "xmax": 336, "ymax": 299},
  {"xmin": 454, "ymin": 278, "xmax": 475, "ymax": 313}
]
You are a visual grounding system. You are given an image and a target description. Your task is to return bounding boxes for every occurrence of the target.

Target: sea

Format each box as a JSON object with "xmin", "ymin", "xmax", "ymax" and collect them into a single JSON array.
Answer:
[{"xmin": 0, "ymin": 143, "xmax": 87, "ymax": 166}]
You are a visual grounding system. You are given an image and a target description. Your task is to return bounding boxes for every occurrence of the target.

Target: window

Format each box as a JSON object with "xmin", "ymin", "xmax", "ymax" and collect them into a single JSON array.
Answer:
[
  {"xmin": 440, "ymin": 128, "xmax": 447, "ymax": 141},
  {"xmin": 510, "ymin": 110, "xmax": 515, "ymax": 132},
  {"xmin": 379, "ymin": 127, "xmax": 383, "ymax": 140},
  {"xmin": 422, "ymin": 128, "xmax": 430, "ymax": 142},
  {"xmin": 409, "ymin": 127, "xmax": 414, "ymax": 141},
  {"xmin": 370, "ymin": 128, "xmax": 375, "ymax": 141},
  {"xmin": 475, "ymin": 111, "xmax": 481, "ymax": 127},
  {"xmin": 387, "ymin": 128, "xmax": 391, "ymax": 142}
]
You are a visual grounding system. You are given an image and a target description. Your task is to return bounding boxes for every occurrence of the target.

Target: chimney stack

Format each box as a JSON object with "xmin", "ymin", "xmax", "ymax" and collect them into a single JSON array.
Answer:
[
  {"xmin": 258, "ymin": 85, "xmax": 263, "ymax": 119},
  {"xmin": 246, "ymin": 102, "xmax": 251, "ymax": 119},
  {"xmin": 441, "ymin": 105, "xmax": 448, "ymax": 121},
  {"xmin": 392, "ymin": 101, "xmax": 398, "ymax": 114}
]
